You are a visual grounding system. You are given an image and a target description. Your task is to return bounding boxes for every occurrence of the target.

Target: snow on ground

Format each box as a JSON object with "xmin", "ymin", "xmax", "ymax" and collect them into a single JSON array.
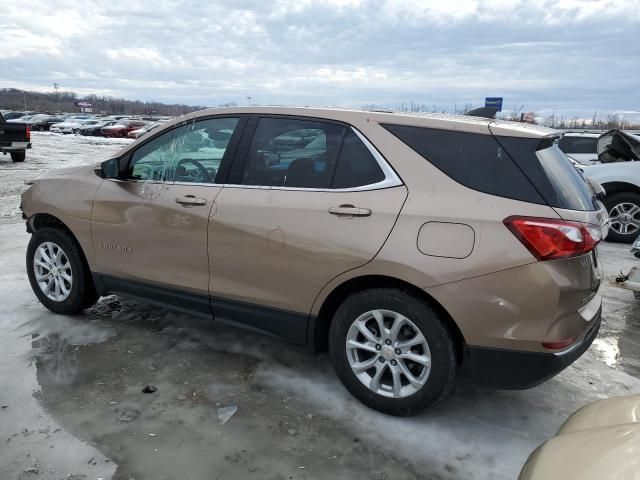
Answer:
[
  {"xmin": 0, "ymin": 133, "xmax": 639, "ymax": 479},
  {"xmin": 0, "ymin": 132, "xmax": 132, "ymax": 223}
]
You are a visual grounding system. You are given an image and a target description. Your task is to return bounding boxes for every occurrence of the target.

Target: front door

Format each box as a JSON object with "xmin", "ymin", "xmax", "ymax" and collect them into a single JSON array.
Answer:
[
  {"xmin": 91, "ymin": 116, "xmax": 245, "ymax": 314},
  {"xmin": 209, "ymin": 116, "xmax": 407, "ymax": 341}
]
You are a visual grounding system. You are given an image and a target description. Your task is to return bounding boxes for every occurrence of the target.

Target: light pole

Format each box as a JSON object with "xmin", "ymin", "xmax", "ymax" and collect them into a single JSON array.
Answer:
[{"xmin": 247, "ymin": 96, "xmax": 252, "ymax": 106}]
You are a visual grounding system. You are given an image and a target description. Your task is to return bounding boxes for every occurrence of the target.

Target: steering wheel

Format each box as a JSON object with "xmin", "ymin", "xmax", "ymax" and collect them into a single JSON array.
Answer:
[{"xmin": 176, "ymin": 158, "xmax": 212, "ymax": 183}]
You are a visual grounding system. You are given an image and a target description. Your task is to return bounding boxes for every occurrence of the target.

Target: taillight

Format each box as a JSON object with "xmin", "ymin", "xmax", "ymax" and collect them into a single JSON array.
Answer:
[
  {"xmin": 26, "ymin": 126, "xmax": 31, "ymax": 142},
  {"xmin": 504, "ymin": 216, "xmax": 601, "ymax": 261}
]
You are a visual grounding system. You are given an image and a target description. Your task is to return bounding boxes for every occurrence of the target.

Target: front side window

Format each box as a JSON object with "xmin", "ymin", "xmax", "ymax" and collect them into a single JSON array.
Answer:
[
  {"xmin": 241, "ymin": 118, "xmax": 344, "ymax": 188},
  {"xmin": 129, "ymin": 117, "xmax": 239, "ymax": 183}
]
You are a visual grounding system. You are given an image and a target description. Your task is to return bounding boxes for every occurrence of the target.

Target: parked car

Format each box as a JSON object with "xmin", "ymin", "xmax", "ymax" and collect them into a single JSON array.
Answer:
[
  {"xmin": 558, "ymin": 132, "xmax": 600, "ymax": 164},
  {"xmin": 50, "ymin": 117, "xmax": 96, "ymax": 134},
  {"xmin": 78, "ymin": 120, "xmax": 119, "ymax": 136},
  {"xmin": 127, "ymin": 121, "xmax": 162, "ymax": 139},
  {"xmin": 519, "ymin": 395, "xmax": 640, "ymax": 479},
  {"xmin": 0, "ymin": 111, "xmax": 31, "ymax": 162},
  {"xmin": 21, "ymin": 107, "xmax": 606, "ymax": 416},
  {"xmin": 579, "ymin": 129, "xmax": 640, "ymax": 243},
  {"xmin": 100, "ymin": 120, "xmax": 147, "ymax": 138},
  {"xmin": 10, "ymin": 114, "xmax": 64, "ymax": 131},
  {"xmin": 1, "ymin": 111, "xmax": 29, "ymax": 121}
]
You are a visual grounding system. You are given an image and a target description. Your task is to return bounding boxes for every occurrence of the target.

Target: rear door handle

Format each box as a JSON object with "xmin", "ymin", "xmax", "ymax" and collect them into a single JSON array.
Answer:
[
  {"xmin": 328, "ymin": 204, "xmax": 372, "ymax": 217},
  {"xmin": 175, "ymin": 195, "xmax": 207, "ymax": 206}
]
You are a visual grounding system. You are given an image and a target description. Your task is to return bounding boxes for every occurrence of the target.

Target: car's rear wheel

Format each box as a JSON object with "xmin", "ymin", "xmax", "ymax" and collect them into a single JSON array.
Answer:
[
  {"xmin": 10, "ymin": 151, "xmax": 25, "ymax": 162},
  {"xmin": 26, "ymin": 227, "xmax": 98, "ymax": 314},
  {"xmin": 329, "ymin": 288, "xmax": 456, "ymax": 416},
  {"xmin": 604, "ymin": 192, "xmax": 640, "ymax": 243}
]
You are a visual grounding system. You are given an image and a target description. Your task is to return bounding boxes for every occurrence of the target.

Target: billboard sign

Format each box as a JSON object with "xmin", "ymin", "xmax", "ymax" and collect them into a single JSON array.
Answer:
[{"xmin": 485, "ymin": 97, "xmax": 503, "ymax": 111}]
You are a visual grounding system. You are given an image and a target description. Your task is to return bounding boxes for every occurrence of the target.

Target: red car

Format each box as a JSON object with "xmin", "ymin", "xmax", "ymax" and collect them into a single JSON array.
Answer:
[{"xmin": 101, "ymin": 120, "xmax": 148, "ymax": 138}]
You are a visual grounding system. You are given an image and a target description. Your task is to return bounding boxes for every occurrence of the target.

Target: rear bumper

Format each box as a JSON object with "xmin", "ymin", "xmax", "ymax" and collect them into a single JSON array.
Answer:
[
  {"xmin": 466, "ymin": 304, "xmax": 601, "ymax": 389},
  {"xmin": 1, "ymin": 142, "xmax": 31, "ymax": 152}
]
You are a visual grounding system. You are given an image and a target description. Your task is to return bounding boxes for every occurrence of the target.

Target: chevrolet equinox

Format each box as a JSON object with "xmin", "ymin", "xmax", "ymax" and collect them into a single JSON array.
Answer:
[{"xmin": 21, "ymin": 107, "xmax": 606, "ymax": 416}]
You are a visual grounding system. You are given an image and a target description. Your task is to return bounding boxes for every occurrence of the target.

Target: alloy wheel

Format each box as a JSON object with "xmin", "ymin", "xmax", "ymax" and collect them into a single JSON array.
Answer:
[
  {"xmin": 609, "ymin": 202, "xmax": 640, "ymax": 236},
  {"xmin": 346, "ymin": 309, "xmax": 431, "ymax": 398},
  {"xmin": 33, "ymin": 241, "xmax": 73, "ymax": 302}
]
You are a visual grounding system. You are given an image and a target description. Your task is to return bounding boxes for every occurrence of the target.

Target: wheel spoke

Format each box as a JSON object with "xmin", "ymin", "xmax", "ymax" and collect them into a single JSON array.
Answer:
[
  {"xmin": 390, "ymin": 365, "xmax": 402, "ymax": 397},
  {"xmin": 397, "ymin": 359, "xmax": 425, "ymax": 389},
  {"xmin": 369, "ymin": 363, "xmax": 386, "ymax": 392},
  {"xmin": 399, "ymin": 351, "xmax": 431, "ymax": 367},
  {"xmin": 355, "ymin": 320, "xmax": 380, "ymax": 344},
  {"xmin": 352, "ymin": 356, "xmax": 379, "ymax": 373},
  {"xmin": 54, "ymin": 277, "xmax": 61, "ymax": 299},
  {"xmin": 347, "ymin": 339, "xmax": 378, "ymax": 354},
  {"xmin": 370, "ymin": 310, "xmax": 386, "ymax": 340},
  {"xmin": 389, "ymin": 313, "xmax": 407, "ymax": 343},
  {"xmin": 396, "ymin": 332, "xmax": 427, "ymax": 350},
  {"xmin": 35, "ymin": 260, "xmax": 51, "ymax": 270},
  {"xmin": 38, "ymin": 246, "xmax": 52, "ymax": 264}
]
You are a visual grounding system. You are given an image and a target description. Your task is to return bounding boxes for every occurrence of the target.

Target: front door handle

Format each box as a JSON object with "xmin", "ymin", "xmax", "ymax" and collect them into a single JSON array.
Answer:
[
  {"xmin": 328, "ymin": 204, "xmax": 372, "ymax": 217},
  {"xmin": 175, "ymin": 195, "xmax": 207, "ymax": 206}
]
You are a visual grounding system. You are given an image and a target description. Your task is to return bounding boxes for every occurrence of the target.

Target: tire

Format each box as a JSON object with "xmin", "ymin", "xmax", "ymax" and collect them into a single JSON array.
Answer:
[
  {"xmin": 10, "ymin": 151, "xmax": 25, "ymax": 162},
  {"xmin": 36, "ymin": 125, "xmax": 45, "ymax": 132},
  {"xmin": 72, "ymin": 129, "xmax": 79, "ymax": 134},
  {"xmin": 26, "ymin": 227, "xmax": 98, "ymax": 314},
  {"xmin": 329, "ymin": 288, "xmax": 456, "ymax": 416},
  {"xmin": 604, "ymin": 191, "xmax": 640, "ymax": 243}
]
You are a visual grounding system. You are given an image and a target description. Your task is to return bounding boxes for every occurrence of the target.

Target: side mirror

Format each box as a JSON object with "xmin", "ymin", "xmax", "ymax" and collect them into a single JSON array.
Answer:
[{"xmin": 95, "ymin": 158, "xmax": 120, "ymax": 179}]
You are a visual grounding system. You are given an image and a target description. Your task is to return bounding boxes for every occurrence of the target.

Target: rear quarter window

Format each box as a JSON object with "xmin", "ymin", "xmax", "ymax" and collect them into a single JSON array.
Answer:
[{"xmin": 381, "ymin": 124, "xmax": 545, "ymax": 204}]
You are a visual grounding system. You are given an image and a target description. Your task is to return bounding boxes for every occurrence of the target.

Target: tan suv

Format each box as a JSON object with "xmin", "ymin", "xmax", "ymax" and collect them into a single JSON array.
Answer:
[{"xmin": 21, "ymin": 107, "xmax": 606, "ymax": 416}]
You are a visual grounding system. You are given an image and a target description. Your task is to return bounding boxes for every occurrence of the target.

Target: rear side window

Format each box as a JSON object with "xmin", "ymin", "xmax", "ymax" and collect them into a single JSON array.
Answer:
[
  {"xmin": 241, "ymin": 118, "xmax": 344, "ymax": 188},
  {"xmin": 332, "ymin": 130, "xmax": 385, "ymax": 188},
  {"xmin": 558, "ymin": 136, "xmax": 597, "ymax": 154},
  {"xmin": 381, "ymin": 124, "xmax": 544, "ymax": 204}
]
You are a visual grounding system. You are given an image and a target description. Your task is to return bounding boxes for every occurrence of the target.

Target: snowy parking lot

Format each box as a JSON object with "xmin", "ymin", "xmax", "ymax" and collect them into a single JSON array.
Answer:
[{"xmin": 1, "ymin": 133, "xmax": 639, "ymax": 480}]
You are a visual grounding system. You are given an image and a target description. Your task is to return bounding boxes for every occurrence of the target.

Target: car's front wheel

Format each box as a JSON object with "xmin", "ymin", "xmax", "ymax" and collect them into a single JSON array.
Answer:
[
  {"xmin": 329, "ymin": 288, "xmax": 456, "ymax": 416},
  {"xmin": 604, "ymin": 191, "xmax": 640, "ymax": 243},
  {"xmin": 26, "ymin": 227, "xmax": 98, "ymax": 314}
]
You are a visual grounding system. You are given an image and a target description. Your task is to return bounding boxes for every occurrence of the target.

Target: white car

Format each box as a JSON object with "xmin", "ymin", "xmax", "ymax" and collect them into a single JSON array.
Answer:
[
  {"xmin": 579, "ymin": 130, "xmax": 640, "ymax": 243},
  {"xmin": 50, "ymin": 117, "xmax": 96, "ymax": 134},
  {"xmin": 558, "ymin": 132, "xmax": 600, "ymax": 164}
]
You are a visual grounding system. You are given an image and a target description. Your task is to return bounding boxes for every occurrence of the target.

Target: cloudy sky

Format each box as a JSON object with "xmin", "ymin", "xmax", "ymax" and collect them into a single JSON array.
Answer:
[{"xmin": 1, "ymin": 0, "xmax": 639, "ymax": 118}]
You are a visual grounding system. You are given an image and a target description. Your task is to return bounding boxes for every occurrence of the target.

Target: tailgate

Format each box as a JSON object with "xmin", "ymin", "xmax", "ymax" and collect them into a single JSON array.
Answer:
[{"xmin": 0, "ymin": 122, "xmax": 28, "ymax": 145}]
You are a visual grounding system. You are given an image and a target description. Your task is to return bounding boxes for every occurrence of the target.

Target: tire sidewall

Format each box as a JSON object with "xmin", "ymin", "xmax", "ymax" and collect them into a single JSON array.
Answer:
[
  {"xmin": 329, "ymin": 289, "xmax": 456, "ymax": 416},
  {"xmin": 604, "ymin": 191, "xmax": 640, "ymax": 243},
  {"xmin": 26, "ymin": 228, "xmax": 91, "ymax": 314}
]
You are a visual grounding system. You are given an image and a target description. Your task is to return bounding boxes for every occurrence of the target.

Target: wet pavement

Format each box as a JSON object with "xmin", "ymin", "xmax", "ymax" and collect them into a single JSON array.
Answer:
[{"xmin": 1, "ymin": 133, "xmax": 640, "ymax": 480}]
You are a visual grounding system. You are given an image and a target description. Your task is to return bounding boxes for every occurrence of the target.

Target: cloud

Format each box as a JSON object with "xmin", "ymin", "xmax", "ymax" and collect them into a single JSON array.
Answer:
[{"xmin": 0, "ymin": 0, "xmax": 638, "ymax": 117}]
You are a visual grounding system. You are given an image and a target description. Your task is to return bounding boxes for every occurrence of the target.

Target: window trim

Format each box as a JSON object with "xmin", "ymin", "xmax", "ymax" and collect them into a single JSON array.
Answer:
[{"xmin": 226, "ymin": 114, "xmax": 403, "ymax": 192}]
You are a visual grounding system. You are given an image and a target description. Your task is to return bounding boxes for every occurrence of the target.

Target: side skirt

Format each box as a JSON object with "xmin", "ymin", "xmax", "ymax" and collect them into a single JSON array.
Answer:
[{"xmin": 94, "ymin": 273, "xmax": 311, "ymax": 346}]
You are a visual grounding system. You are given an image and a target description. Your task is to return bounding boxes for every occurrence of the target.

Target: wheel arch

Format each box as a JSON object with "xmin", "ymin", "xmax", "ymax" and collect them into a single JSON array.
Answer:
[
  {"xmin": 310, "ymin": 274, "xmax": 466, "ymax": 364},
  {"xmin": 602, "ymin": 181, "xmax": 640, "ymax": 197},
  {"xmin": 28, "ymin": 213, "xmax": 93, "ymax": 273}
]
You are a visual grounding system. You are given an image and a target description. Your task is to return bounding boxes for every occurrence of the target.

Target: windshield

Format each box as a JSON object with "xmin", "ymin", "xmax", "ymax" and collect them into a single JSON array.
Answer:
[{"xmin": 536, "ymin": 144, "xmax": 595, "ymax": 211}]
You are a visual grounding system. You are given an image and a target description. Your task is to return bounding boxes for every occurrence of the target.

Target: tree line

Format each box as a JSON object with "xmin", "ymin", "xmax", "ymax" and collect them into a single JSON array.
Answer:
[{"xmin": 0, "ymin": 88, "xmax": 207, "ymax": 116}]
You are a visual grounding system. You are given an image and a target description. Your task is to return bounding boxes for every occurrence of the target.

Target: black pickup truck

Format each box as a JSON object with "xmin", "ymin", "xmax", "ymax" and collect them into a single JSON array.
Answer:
[{"xmin": 0, "ymin": 112, "xmax": 31, "ymax": 162}]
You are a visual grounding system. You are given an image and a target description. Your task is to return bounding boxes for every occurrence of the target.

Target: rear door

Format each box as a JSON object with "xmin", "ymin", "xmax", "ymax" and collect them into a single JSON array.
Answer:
[
  {"xmin": 209, "ymin": 115, "xmax": 407, "ymax": 341},
  {"xmin": 91, "ymin": 115, "xmax": 246, "ymax": 314}
]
